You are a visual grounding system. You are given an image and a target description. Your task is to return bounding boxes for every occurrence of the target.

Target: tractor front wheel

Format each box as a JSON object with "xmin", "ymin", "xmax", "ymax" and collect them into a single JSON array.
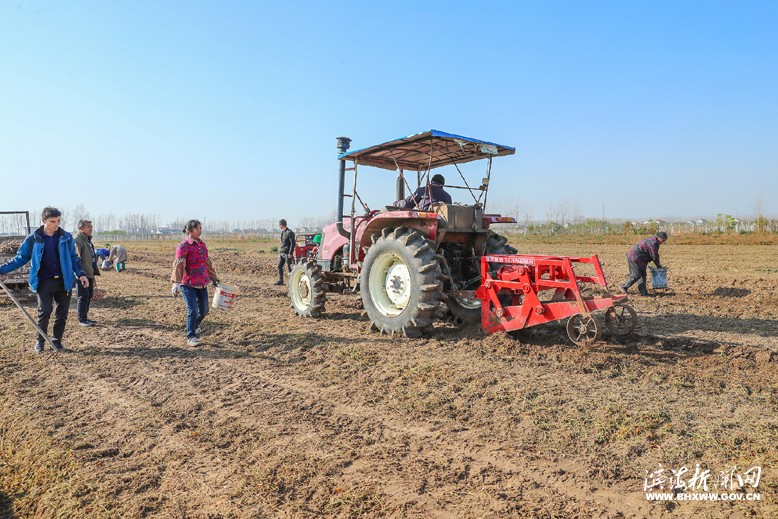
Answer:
[
  {"xmin": 362, "ymin": 227, "xmax": 442, "ymax": 337},
  {"xmin": 289, "ymin": 259, "xmax": 326, "ymax": 317}
]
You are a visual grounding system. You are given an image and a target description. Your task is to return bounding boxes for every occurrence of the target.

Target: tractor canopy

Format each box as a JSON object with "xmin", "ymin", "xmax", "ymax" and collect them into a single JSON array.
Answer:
[{"xmin": 338, "ymin": 130, "xmax": 515, "ymax": 171}]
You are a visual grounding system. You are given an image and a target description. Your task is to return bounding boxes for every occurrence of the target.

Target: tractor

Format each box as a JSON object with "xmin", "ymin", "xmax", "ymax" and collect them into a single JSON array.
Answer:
[
  {"xmin": 288, "ymin": 130, "xmax": 521, "ymax": 337},
  {"xmin": 293, "ymin": 233, "xmax": 321, "ymax": 263},
  {"xmin": 288, "ymin": 131, "xmax": 638, "ymax": 344}
]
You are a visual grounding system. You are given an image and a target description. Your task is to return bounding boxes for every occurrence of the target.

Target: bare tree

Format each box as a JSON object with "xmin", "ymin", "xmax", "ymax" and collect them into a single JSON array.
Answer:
[
  {"xmin": 71, "ymin": 204, "xmax": 90, "ymax": 227},
  {"xmin": 521, "ymin": 206, "xmax": 533, "ymax": 227},
  {"xmin": 545, "ymin": 203, "xmax": 559, "ymax": 225},
  {"xmin": 95, "ymin": 212, "xmax": 117, "ymax": 232},
  {"xmin": 754, "ymin": 192, "xmax": 765, "ymax": 219}
]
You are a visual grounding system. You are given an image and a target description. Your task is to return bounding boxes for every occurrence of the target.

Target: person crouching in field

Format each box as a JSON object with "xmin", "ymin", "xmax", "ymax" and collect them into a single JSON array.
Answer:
[
  {"xmin": 620, "ymin": 231, "xmax": 668, "ymax": 296},
  {"xmin": 0, "ymin": 207, "xmax": 88, "ymax": 352},
  {"xmin": 108, "ymin": 244, "xmax": 128, "ymax": 272},
  {"xmin": 170, "ymin": 220, "xmax": 219, "ymax": 347}
]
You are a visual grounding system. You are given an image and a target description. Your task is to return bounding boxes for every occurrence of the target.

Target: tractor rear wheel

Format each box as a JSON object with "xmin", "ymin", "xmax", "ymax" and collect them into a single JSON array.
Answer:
[
  {"xmin": 289, "ymin": 259, "xmax": 326, "ymax": 317},
  {"xmin": 443, "ymin": 232, "xmax": 518, "ymax": 324},
  {"xmin": 362, "ymin": 227, "xmax": 442, "ymax": 337},
  {"xmin": 485, "ymin": 231, "xmax": 518, "ymax": 259},
  {"xmin": 443, "ymin": 293, "xmax": 482, "ymax": 324}
]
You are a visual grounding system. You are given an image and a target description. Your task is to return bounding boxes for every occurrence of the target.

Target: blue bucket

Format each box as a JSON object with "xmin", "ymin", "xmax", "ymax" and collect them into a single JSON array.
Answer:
[{"xmin": 650, "ymin": 267, "xmax": 668, "ymax": 289}]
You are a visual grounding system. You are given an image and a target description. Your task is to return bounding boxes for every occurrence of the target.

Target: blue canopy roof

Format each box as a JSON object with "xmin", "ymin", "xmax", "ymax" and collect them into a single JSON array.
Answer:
[{"xmin": 338, "ymin": 130, "xmax": 515, "ymax": 171}]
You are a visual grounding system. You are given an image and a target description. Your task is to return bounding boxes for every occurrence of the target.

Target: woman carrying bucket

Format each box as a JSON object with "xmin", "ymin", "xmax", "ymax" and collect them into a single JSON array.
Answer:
[{"xmin": 171, "ymin": 220, "xmax": 219, "ymax": 346}]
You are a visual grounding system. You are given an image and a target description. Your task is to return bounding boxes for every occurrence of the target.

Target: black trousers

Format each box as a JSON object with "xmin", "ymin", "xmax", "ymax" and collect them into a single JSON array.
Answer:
[
  {"xmin": 36, "ymin": 278, "xmax": 72, "ymax": 344},
  {"xmin": 277, "ymin": 253, "xmax": 293, "ymax": 281},
  {"xmin": 622, "ymin": 257, "xmax": 648, "ymax": 295},
  {"xmin": 77, "ymin": 276, "xmax": 95, "ymax": 322}
]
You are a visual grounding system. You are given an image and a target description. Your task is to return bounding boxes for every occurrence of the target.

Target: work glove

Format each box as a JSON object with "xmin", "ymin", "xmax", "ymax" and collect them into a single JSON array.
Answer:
[{"xmin": 171, "ymin": 283, "xmax": 180, "ymax": 297}]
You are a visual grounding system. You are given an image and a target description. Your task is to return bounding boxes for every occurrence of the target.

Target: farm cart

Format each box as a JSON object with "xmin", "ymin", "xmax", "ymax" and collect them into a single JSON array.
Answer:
[
  {"xmin": 0, "ymin": 211, "xmax": 32, "ymax": 290},
  {"xmin": 288, "ymin": 131, "xmax": 637, "ymax": 344}
]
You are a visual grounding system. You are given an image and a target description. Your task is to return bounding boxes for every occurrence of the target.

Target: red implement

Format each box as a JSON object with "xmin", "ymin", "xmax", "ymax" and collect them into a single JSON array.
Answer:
[{"xmin": 475, "ymin": 254, "xmax": 636, "ymax": 344}]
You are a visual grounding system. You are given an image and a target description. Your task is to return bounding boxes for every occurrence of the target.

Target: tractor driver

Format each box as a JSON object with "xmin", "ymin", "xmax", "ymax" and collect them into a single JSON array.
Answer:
[{"xmin": 394, "ymin": 173, "xmax": 452, "ymax": 211}]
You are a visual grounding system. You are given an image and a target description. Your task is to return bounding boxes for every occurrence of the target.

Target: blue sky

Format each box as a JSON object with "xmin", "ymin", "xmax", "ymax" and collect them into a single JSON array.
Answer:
[{"xmin": 1, "ymin": 1, "xmax": 776, "ymax": 227}]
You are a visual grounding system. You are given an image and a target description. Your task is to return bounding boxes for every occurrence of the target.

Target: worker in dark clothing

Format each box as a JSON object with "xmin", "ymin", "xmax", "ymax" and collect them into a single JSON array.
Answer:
[
  {"xmin": 620, "ymin": 231, "xmax": 668, "ymax": 296},
  {"xmin": 394, "ymin": 173, "xmax": 452, "ymax": 211},
  {"xmin": 275, "ymin": 219, "xmax": 296, "ymax": 286}
]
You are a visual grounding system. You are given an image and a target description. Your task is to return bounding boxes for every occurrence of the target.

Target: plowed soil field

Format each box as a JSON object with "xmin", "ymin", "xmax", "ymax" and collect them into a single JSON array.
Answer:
[{"xmin": 1, "ymin": 238, "xmax": 776, "ymax": 518}]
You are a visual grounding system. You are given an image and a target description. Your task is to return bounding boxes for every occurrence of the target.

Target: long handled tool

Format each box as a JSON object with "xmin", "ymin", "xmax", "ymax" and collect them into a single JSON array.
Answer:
[{"xmin": 0, "ymin": 279, "xmax": 60, "ymax": 353}]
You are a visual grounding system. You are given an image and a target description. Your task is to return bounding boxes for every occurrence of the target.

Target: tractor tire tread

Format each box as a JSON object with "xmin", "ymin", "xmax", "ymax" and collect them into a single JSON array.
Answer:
[{"xmin": 362, "ymin": 227, "xmax": 442, "ymax": 338}]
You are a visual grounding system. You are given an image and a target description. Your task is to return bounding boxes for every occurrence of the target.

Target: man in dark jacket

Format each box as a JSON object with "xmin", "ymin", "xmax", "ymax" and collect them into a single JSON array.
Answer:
[
  {"xmin": 620, "ymin": 231, "xmax": 668, "ymax": 296},
  {"xmin": 75, "ymin": 219, "xmax": 100, "ymax": 326},
  {"xmin": 394, "ymin": 173, "xmax": 452, "ymax": 211},
  {"xmin": 0, "ymin": 207, "xmax": 88, "ymax": 352},
  {"xmin": 275, "ymin": 219, "xmax": 296, "ymax": 285}
]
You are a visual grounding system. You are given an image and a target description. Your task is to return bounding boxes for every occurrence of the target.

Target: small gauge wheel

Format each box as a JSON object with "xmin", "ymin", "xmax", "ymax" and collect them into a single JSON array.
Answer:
[
  {"xmin": 604, "ymin": 304, "xmax": 638, "ymax": 336},
  {"xmin": 566, "ymin": 314, "xmax": 601, "ymax": 345}
]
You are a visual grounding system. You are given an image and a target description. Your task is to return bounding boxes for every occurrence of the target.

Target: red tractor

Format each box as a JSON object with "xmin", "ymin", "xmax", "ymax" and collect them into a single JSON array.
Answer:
[
  {"xmin": 293, "ymin": 233, "xmax": 320, "ymax": 263},
  {"xmin": 288, "ymin": 131, "xmax": 636, "ymax": 344}
]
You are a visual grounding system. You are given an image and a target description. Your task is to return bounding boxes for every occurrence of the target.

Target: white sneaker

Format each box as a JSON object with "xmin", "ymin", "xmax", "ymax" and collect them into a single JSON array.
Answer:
[{"xmin": 186, "ymin": 337, "xmax": 200, "ymax": 347}]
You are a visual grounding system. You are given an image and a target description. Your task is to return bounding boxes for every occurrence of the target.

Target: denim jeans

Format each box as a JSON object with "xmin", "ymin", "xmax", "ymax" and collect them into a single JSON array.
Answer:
[
  {"xmin": 77, "ymin": 277, "xmax": 95, "ymax": 322},
  {"xmin": 180, "ymin": 285, "xmax": 209, "ymax": 338}
]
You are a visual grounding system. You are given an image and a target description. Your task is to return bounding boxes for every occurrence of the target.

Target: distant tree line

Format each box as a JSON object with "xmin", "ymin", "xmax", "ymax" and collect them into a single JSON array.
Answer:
[
  {"xmin": 6, "ymin": 202, "xmax": 774, "ymax": 238},
  {"xmin": 5, "ymin": 205, "xmax": 336, "ymax": 236}
]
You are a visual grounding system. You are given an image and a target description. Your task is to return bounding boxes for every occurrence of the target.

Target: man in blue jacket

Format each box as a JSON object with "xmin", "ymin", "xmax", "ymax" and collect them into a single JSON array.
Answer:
[{"xmin": 0, "ymin": 207, "xmax": 89, "ymax": 352}]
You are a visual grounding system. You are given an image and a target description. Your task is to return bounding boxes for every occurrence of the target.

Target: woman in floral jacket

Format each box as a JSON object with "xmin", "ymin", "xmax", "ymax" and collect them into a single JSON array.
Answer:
[{"xmin": 171, "ymin": 220, "xmax": 219, "ymax": 346}]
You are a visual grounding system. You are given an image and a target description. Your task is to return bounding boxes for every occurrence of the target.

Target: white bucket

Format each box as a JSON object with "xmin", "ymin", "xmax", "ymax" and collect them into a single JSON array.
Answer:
[{"xmin": 212, "ymin": 283, "xmax": 240, "ymax": 310}]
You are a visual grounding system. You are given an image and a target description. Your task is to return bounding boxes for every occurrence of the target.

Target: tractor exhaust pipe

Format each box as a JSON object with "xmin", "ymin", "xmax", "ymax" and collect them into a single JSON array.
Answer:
[{"xmin": 336, "ymin": 136, "xmax": 351, "ymax": 239}]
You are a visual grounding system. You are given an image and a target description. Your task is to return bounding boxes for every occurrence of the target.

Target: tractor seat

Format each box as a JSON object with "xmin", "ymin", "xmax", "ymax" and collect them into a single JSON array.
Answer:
[{"xmin": 432, "ymin": 203, "xmax": 482, "ymax": 231}]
